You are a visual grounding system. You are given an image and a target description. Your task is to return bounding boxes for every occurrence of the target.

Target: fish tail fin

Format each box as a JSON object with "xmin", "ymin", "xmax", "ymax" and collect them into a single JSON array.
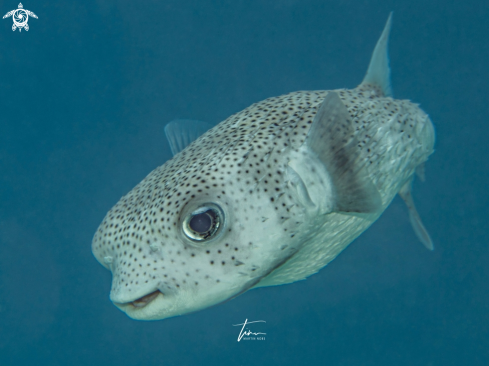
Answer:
[{"xmin": 359, "ymin": 12, "xmax": 393, "ymax": 97}]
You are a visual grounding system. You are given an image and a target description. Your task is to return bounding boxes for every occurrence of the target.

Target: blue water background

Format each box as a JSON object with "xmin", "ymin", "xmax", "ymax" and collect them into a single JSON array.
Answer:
[{"xmin": 0, "ymin": 0, "xmax": 487, "ymax": 365}]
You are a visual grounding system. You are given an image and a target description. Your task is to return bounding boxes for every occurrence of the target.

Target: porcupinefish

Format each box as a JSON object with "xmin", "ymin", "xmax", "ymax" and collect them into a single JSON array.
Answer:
[{"xmin": 92, "ymin": 13, "xmax": 435, "ymax": 321}]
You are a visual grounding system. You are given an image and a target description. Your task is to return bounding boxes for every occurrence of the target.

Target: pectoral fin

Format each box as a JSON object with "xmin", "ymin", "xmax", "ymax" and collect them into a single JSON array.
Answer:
[
  {"xmin": 164, "ymin": 119, "xmax": 213, "ymax": 156},
  {"xmin": 399, "ymin": 179, "xmax": 434, "ymax": 250},
  {"xmin": 305, "ymin": 92, "xmax": 382, "ymax": 214}
]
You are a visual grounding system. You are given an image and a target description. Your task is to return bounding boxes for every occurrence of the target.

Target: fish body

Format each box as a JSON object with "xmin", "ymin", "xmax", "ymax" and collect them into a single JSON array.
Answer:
[{"xmin": 92, "ymin": 14, "xmax": 435, "ymax": 320}]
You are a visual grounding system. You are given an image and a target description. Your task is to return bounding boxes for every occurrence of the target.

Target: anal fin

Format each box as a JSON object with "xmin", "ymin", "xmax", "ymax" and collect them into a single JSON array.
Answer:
[
  {"xmin": 305, "ymin": 92, "xmax": 382, "ymax": 214},
  {"xmin": 415, "ymin": 163, "xmax": 426, "ymax": 182},
  {"xmin": 399, "ymin": 179, "xmax": 434, "ymax": 250}
]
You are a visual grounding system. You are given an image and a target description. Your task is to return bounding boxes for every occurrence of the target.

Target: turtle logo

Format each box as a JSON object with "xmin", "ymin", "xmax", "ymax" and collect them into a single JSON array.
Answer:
[{"xmin": 3, "ymin": 3, "xmax": 37, "ymax": 32}]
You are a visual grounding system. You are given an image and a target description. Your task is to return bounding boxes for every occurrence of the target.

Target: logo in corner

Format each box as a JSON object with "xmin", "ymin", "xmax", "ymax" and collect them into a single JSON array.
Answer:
[
  {"xmin": 3, "ymin": 3, "xmax": 37, "ymax": 32},
  {"xmin": 233, "ymin": 319, "xmax": 266, "ymax": 342}
]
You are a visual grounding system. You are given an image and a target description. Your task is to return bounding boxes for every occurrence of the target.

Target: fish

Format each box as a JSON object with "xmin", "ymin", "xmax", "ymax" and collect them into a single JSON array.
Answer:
[{"xmin": 91, "ymin": 13, "xmax": 435, "ymax": 321}]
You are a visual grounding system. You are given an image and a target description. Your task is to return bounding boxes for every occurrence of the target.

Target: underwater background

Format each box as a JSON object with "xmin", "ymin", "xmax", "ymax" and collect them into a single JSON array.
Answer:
[{"xmin": 0, "ymin": 0, "xmax": 487, "ymax": 365}]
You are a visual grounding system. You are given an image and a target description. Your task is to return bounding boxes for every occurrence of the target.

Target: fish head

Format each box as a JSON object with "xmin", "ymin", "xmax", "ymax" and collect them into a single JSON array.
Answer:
[{"xmin": 92, "ymin": 132, "xmax": 303, "ymax": 320}]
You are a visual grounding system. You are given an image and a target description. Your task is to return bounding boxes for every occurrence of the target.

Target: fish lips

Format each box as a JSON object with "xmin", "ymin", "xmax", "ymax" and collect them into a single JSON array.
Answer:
[
  {"xmin": 111, "ymin": 276, "xmax": 263, "ymax": 321},
  {"xmin": 112, "ymin": 290, "xmax": 168, "ymax": 320}
]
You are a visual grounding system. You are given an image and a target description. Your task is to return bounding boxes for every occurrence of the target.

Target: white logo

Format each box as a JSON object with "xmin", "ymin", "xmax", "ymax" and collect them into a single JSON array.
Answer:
[
  {"xmin": 232, "ymin": 319, "xmax": 266, "ymax": 342},
  {"xmin": 3, "ymin": 3, "xmax": 37, "ymax": 32}
]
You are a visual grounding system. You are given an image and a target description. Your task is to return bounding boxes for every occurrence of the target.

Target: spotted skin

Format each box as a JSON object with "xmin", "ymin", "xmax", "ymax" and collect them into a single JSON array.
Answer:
[{"xmin": 92, "ymin": 82, "xmax": 434, "ymax": 320}]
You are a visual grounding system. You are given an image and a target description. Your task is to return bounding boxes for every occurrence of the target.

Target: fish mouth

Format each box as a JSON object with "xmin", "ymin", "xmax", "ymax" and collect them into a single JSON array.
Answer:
[
  {"xmin": 131, "ymin": 290, "xmax": 161, "ymax": 308},
  {"xmin": 114, "ymin": 290, "xmax": 162, "ymax": 309}
]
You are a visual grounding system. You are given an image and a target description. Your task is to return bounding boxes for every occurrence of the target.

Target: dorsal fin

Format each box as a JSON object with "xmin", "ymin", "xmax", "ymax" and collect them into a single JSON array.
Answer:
[
  {"xmin": 164, "ymin": 119, "xmax": 213, "ymax": 156},
  {"xmin": 360, "ymin": 12, "xmax": 393, "ymax": 97}
]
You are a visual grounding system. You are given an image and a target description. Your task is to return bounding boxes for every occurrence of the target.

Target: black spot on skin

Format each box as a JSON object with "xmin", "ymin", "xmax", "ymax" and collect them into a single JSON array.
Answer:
[{"xmin": 93, "ymin": 87, "xmax": 427, "ymax": 302}]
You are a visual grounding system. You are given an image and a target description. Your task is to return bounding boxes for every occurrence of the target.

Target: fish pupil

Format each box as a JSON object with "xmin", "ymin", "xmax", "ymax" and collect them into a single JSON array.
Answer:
[
  {"xmin": 189, "ymin": 211, "xmax": 212, "ymax": 233},
  {"xmin": 183, "ymin": 204, "xmax": 223, "ymax": 242}
]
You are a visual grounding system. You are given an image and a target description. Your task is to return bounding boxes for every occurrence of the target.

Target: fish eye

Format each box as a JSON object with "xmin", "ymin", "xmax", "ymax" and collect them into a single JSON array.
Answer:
[{"xmin": 182, "ymin": 203, "xmax": 224, "ymax": 242}]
